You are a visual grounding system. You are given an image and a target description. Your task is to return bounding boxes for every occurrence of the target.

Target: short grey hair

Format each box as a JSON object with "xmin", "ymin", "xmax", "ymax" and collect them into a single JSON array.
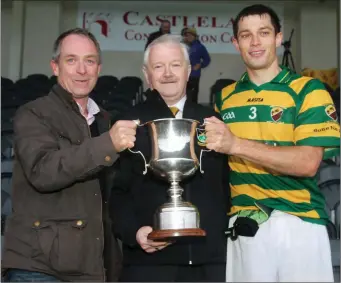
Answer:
[
  {"xmin": 52, "ymin": 28, "xmax": 102, "ymax": 64},
  {"xmin": 143, "ymin": 34, "xmax": 190, "ymax": 67}
]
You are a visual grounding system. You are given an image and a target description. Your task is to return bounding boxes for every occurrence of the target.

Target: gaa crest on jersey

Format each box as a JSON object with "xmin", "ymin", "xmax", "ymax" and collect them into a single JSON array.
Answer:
[
  {"xmin": 196, "ymin": 127, "xmax": 207, "ymax": 146},
  {"xmin": 270, "ymin": 106, "xmax": 284, "ymax": 122},
  {"xmin": 325, "ymin": 104, "xmax": 338, "ymax": 121}
]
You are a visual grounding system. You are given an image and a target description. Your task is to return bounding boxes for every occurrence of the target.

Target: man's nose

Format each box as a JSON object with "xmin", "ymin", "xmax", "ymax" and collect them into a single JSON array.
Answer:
[
  {"xmin": 76, "ymin": 62, "xmax": 86, "ymax": 74},
  {"xmin": 163, "ymin": 65, "xmax": 173, "ymax": 77},
  {"xmin": 251, "ymin": 35, "xmax": 261, "ymax": 46}
]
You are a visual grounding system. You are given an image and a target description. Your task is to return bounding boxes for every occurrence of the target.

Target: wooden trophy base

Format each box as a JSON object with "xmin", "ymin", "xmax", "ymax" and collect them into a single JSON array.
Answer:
[{"xmin": 148, "ymin": 228, "xmax": 206, "ymax": 241}]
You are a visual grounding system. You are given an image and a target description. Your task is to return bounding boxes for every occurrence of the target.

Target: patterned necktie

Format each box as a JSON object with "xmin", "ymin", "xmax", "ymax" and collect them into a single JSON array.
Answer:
[{"xmin": 169, "ymin": 106, "xmax": 179, "ymax": 116}]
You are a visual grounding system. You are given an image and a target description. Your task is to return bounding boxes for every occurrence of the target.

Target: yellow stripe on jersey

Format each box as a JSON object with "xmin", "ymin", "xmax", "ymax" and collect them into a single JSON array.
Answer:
[
  {"xmin": 229, "ymin": 156, "xmax": 266, "ymax": 174},
  {"xmin": 229, "ymin": 122, "xmax": 294, "ymax": 141},
  {"xmin": 229, "ymin": 156, "xmax": 279, "ymax": 175},
  {"xmin": 229, "ymin": 205, "xmax": 259, "ymax": 215},
  {"xmin": 299, "ymin": 89, "xmax": 335, "ymax": 114},
  {"xmin": 288, "ymin": 76, "xmax": 314, "ymax": 95},
  {"xmin": 221, "ymin": 89, "xmax": 296, "ymax": 110},
  {"xmin": 294, "ymin": 122, "xmax": 340, "ymax": 142},
  {"xmin": 231, "ymin": 184, "xmax": 311, "ymax": 204},
  {"xmin": 221, "ymin": 83, "xmax": 237, "ymax": 102}
]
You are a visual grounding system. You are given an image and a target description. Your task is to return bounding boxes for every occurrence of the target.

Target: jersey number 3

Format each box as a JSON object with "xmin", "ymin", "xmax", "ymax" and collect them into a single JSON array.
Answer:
[{"xmin": 249, "ymin": 107, "xmax": 257, "ymax": 120}]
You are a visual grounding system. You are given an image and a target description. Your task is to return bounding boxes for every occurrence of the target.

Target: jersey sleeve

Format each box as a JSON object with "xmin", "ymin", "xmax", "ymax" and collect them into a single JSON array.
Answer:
[
  {"xmin": 214, "ymin": 90, "xmax": 222, "ymax": 114},
  {"xmin": 294, "ymin": 79, "xmax": 340, "ymax": 159}
]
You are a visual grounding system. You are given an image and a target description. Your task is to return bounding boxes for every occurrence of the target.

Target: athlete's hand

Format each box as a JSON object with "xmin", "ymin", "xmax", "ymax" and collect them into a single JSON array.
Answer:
[{"xmin": 204, "ymin": 116, "xmax": 239, "ymax": 154}]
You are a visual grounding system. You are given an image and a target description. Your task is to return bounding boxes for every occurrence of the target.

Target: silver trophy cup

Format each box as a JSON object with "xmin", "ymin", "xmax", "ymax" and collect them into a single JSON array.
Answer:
[{"xmin": 129, "ymin": 118, "xmax": 210, "ymax": 240}]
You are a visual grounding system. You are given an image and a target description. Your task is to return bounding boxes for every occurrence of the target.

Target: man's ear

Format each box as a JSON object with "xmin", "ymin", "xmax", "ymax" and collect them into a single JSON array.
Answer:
[
  {"xmin": 187, "ymin": 64, "xmax": 191, "ymax": 81},
  {"xmin": 232, "ymin": 36, "xmax": 240, "ymax": 53},
  {"xmin": 97, "ymin": 63, "xmax": 102, "ymax": 76},
  {"xmin": 50, "ymin": 60, "xmax": 59, "ymax": 76},
  {"xmin": 275, "ymin": 32, "xmax": 283, "ymax": 48},
  {"xmin": 142, "ymin": 66, "xmax": 152, "ymax": 89}
]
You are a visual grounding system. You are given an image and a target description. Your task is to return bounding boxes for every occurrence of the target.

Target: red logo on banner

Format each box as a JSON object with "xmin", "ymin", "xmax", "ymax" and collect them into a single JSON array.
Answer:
[{"xmin": 83, "ymin": 12, "xmax": 113, "ymax": 37}]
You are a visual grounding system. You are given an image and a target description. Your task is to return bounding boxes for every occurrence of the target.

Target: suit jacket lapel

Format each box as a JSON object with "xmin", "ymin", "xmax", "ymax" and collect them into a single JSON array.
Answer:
[
  {"xmin": 183, "ymin": 99, "xmax": 203, "ymax": 123},
  {"xmin": 183, "ymin": 99, "xmax": 194, "ymax": 120},
  {"xmin": 142, "ymin": 89, "xmax": 174, "ymax": 122}
]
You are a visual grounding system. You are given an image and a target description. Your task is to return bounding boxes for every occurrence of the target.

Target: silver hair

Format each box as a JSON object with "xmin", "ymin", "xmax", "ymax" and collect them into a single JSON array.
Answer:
[{"xmin": 143, "ymin": 34, "xmax": 190, "ymax": 67}]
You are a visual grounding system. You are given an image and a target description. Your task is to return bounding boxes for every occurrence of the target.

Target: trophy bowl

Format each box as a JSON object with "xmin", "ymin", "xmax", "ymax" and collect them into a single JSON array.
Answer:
[{"xmin": 129, "ymin": 118, "xmax": 209, "ymax": 241}]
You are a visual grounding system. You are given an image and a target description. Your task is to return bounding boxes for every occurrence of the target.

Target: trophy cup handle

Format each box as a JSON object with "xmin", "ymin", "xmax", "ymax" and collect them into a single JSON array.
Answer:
[
  {"xmin": 199, "ymin": 149, "xmax": 211, "ymax": 174},
  {"xmin": 197, "ymin": 119, "xmax": 212, "ymax": 174},
  {"xmin": 127, "ymin": 119, "xmax": 148, "ymax": 175},
  {"xmin": 127, "ymin": 148, "xmax": 148, "ymax": 175}
]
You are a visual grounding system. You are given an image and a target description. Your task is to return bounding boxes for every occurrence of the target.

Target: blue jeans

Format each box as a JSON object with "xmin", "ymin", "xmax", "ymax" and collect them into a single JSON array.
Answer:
[{"xmin": 5, "ymin": 269, "xmax": 60, "ymax": 282}]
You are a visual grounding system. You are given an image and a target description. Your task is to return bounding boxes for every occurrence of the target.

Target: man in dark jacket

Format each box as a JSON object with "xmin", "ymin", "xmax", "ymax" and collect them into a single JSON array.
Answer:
[
  {"xmin": 110, "ymin": 34, "xmax": 229, "ymax": 282},
  {"xmin": 145, "ymin": 20, "xmax": 171, "ymax": 50},
  {"xmin": 183, "ymin": 28, "xmax": 211, "ymax": 103},
  {"xmin": 1, "ymin": 28, "xmax": 137, "ymax": 282}
]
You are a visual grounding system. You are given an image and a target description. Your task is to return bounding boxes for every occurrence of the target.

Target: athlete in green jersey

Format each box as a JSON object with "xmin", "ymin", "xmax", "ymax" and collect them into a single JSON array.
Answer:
[
  {"xmin": 205, "ymin": 4, "xmax": 339, "ymax": 282},
  {"xmin": 215, "ymin": 67, "xmax": 339, "ymax": 224}
]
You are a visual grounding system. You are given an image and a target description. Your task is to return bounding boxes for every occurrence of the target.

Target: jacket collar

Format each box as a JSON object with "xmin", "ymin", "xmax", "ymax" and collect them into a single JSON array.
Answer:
[
  {"xmin": 50, "ymin": 83, "xmax": 80, "ymax": 112},
  {"xmin": 50, "ymin": 83, "xmax": 110, "ymax": 133},
  {"xmin": 239, "ymin": 65, "xmax": 293, "ymax": 85},
  {"xmin": 142, "ymin": 89, "xmax": 174, "ymax": 122}
]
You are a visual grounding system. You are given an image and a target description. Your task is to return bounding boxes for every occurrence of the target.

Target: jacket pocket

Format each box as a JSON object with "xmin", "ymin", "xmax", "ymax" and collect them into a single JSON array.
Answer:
[
  {"xmin": 57, "ymin": 131, "xmax": 82, "ymax": 149},
  {"xmin": 32, "ymin": 217, "xmax": 89, "ymax": 275}
]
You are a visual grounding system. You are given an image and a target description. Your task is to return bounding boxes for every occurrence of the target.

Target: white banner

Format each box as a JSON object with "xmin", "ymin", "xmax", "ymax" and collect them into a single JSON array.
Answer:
[{"xmin": 77, "ymin": 1, "xmax": 284, "ymax": 54}]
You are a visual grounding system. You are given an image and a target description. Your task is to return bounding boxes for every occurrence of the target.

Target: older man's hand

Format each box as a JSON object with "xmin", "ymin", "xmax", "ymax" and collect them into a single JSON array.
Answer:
[
  {"xmin": 109, "ymin": 120, "xmax": 138, "ymax": 152},
  {"xmin": 136, "ymin": 226, "xmax": 172, "ymax": 253}
]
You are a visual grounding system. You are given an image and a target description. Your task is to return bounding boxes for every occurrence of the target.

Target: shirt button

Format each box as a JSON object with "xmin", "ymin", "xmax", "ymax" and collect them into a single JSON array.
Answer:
[{"xmin": 105, "ymin": 156, "xmax": 111, "ymax": 162}]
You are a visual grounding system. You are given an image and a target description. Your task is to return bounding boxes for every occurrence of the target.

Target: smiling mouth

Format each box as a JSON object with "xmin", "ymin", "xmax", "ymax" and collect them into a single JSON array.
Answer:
[{"xmin": 249, "ymin": 50, "xmax": 265, "ymax": 57}]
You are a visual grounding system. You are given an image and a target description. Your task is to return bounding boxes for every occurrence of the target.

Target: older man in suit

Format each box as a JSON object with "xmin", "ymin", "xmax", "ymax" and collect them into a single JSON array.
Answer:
[{"xmin": 110, "ymin": 34, "xmax": 230, "ymax": 282}]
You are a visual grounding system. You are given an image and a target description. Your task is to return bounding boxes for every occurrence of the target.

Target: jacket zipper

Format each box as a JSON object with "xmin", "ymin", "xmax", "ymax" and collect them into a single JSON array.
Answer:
[
  {"xmin": 89, "ymin": 120, "xmax": 105, "ymax": 281},
  {"xmin": 82, "ymin": 115, "xmax": 105, "ymax": 281}
]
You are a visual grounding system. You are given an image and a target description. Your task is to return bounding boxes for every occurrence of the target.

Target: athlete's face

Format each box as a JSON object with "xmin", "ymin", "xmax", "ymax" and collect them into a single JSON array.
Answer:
[{"xmin": 232, "ymin": 14, "xmax": 282, "ymax": 71}]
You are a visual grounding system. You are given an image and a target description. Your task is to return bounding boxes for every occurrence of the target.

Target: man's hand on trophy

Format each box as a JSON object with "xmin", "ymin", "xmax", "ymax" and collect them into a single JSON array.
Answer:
[
  {"xmin": 136, "ymin": 226, "xmax": 172, "ymax": 253},
  {"xmin": 109, "ymin": 120, "xmax": 137, "ymax": 152},
  {"xmin": 204, "ymin": 116, "xmax": 239, "ymax": 155}
]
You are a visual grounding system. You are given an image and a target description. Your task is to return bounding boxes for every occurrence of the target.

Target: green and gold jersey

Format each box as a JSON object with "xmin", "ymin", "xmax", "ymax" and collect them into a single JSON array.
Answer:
[{"xmin": 215, "ymin": 66, "xmax": 340, "ymax": 225}]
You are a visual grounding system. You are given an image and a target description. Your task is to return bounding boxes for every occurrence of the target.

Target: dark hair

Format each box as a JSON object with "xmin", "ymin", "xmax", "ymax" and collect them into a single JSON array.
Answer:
[
  {"xmin": 52, "ymin": 28, "xmax": 101, "ymax": 63},
  {"xmin": 233, "ymin": 4, "xmax": 281, "ymax": 38}
]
